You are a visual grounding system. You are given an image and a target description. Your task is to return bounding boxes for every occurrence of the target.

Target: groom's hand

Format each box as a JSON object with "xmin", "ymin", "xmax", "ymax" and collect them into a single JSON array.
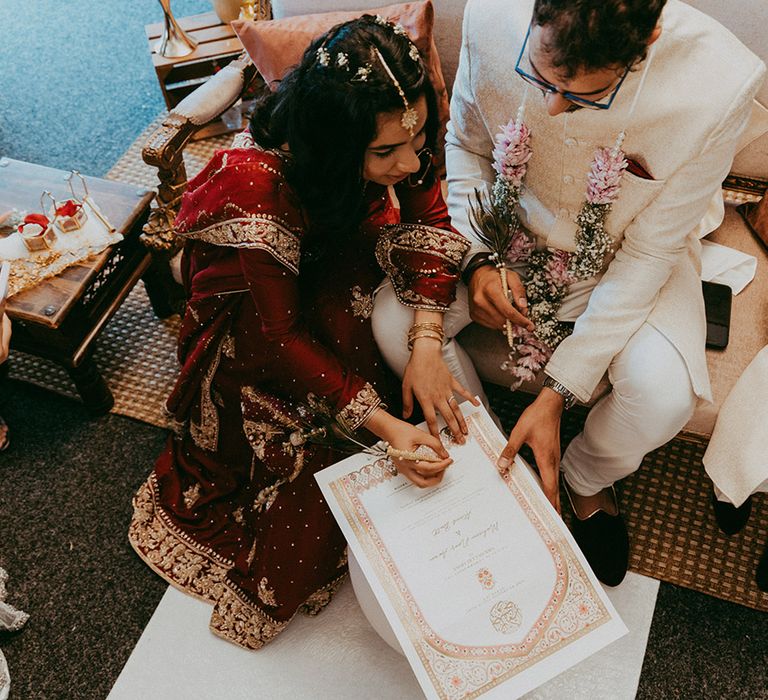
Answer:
[
  {"xmin": 496, "ymin": 388, "xmax": 564, "ymax": 513},
  {"xmin": 468, "ymin": 266, "xmax": 533, "ymax": 331}
]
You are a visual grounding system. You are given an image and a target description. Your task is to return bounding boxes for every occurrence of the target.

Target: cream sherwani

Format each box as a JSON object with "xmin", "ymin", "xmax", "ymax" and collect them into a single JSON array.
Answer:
[{"xmin": 446, "ymin": 0, "xmax": 766, "ymax": 406}]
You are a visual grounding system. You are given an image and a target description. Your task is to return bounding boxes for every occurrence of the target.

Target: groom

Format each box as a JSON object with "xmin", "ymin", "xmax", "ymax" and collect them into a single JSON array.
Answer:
[{"xmin": 446, "ymin": 0, "xmax": 766, "ymax": 584}]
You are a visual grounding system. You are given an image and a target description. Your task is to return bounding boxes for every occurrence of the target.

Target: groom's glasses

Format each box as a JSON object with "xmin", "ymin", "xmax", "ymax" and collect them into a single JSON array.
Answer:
[{"xmin": 515, "ymin": 24, "xmax": 630, "ymax": 110}]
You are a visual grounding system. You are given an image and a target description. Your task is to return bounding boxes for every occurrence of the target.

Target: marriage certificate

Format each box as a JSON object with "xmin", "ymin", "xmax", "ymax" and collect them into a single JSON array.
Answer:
[{"xmin": 315, "ymin": 404, "xmax": 627, "ymax": 699}]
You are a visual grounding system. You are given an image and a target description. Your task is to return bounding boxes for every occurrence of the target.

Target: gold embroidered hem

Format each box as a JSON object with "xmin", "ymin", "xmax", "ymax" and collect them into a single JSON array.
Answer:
[
  {"xmin": 299, "ymin": 572, "xmax": 348, "ymax": 616},
  {"xmin": 129, "ymin": 474, "xmax": 347, "ymax": 650},
  {"xmin": 336, "ymin": 382, "xmax": 382, "ymax": 432},
  {"xmin": 129, "ymin": 476, "xmax": 234, "ymax": 606},
  {"xmin": 178, "ymin": 218, "xmax": 301, "ymax": 274},
  {"xmin": 210, "ymin": 585, "xmax": 289, "ymax": 650}
]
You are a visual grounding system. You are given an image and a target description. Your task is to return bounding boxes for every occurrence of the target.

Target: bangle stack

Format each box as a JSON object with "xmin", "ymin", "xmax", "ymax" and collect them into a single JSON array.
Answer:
[{"xmin": 407, "ymin": 322, "xmax": 445, "ymax": 351}]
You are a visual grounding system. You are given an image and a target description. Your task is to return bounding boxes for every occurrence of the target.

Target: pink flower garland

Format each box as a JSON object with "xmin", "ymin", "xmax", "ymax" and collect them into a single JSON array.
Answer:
[{"xmin": 489, "ymin": 118, "xmax": 627, "ymax": 389}]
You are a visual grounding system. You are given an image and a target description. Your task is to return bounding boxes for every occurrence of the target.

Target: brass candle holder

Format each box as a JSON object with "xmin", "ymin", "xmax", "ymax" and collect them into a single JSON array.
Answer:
[{"xmin": 239, "ymin": 0, "xmax": 271, "ymax": 21}]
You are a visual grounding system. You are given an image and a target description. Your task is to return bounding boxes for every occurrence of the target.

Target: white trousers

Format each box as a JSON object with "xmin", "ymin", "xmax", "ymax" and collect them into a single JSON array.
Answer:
[{"xmin": 372, "ymin": 281, "xmax": 697, "ymax": 497}]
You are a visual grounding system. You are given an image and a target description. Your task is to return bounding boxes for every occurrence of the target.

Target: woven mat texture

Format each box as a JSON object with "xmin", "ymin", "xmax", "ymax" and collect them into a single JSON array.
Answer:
[{"xmin": 9, "ymin": 114, "xmax": 767, "ymax": 613}]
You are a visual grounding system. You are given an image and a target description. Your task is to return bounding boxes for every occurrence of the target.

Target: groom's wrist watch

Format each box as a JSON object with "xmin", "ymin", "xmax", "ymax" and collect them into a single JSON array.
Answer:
[{"xmin": 542, "ymin": 375, "xmax": 576, "ymax": 410}]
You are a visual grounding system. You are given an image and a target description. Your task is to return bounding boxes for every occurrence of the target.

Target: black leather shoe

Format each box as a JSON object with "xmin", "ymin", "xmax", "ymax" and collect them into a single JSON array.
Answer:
[
  {"xmin": 565, "ymin": 484, "xmax": 629, "ymax": 587},
  {"xmin": 756, "ymin": 543, "xmax": 768, "ymax": 592},
  {"xmin": 711, "ymin": 492, "xmax": 752, "ymax": 536}
]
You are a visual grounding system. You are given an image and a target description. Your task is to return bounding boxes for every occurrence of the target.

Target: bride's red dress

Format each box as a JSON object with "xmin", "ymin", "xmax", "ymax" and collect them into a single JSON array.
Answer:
[{"xmin": 128, "ymin": 142, "xmax": 468, "ymax": 649}]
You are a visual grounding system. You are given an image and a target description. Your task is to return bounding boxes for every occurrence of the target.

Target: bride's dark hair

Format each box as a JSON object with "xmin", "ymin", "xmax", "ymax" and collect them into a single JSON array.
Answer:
[{"xmin": 249, "ymin": 16, "xmax": 439, "ymax": 240}]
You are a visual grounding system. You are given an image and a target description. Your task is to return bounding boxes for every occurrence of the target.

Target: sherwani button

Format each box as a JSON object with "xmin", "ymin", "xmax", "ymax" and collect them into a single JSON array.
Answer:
[
  {"xmin": 564, "ymin": 138, "xmax": 577, "ymax": 147},
  {"xmin": 563, "ymin": 174, "xmax": 574, "ymax": 185}
]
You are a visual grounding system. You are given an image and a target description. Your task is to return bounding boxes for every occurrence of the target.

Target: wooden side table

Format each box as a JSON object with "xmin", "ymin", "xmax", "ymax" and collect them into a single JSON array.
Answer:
[
  {"xmin": 0, "ymin": 158, "xmax": 162, "ymax": 415},
  {"xmin": 145, "ymin": 11, "xmax": 247, "ymax": 140}
]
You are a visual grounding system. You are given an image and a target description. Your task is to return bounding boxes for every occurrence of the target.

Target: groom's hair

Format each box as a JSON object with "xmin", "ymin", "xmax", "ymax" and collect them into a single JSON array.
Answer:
[{"xmin": 532, "ymin": 0, "xmax": 666, "ymax": 79}]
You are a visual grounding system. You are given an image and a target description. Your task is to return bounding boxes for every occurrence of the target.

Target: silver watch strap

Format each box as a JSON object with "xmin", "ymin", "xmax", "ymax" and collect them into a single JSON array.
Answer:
[{"xmin": 542, "ymin": 375, "xmax": 576, "ymax": 410}]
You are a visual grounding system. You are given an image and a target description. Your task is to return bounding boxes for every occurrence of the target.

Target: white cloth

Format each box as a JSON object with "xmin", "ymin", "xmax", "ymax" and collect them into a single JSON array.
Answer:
[
  {"xmin": 700, "ymin": 240, "xmax": 757, "ymax": 294},
  {"xmin": 0, "ymin": 198, "xmax": 121, "ymax": 260},
  {"xmin": 446, "ymin": 0, "xmax": 766, "ymax": 405},
  {"xmin": 704, "ymin": 346, "xmax": 768, "ymax": 506},
  {"xmin": 561, "ymin": 324, "xmax": 697, "ymax": 497}
]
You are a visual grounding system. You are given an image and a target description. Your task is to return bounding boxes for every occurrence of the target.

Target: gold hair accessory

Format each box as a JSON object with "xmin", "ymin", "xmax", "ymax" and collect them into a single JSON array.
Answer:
[{"xmin": 373, "ymin": 47, "xmax": 418, "ymax": 135}]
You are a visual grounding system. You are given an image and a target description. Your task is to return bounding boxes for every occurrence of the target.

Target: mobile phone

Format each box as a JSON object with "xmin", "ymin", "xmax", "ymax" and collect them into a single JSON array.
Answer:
[{"xmin": 702, "ymin": 280, "xmax": 731, "ymax": 349}]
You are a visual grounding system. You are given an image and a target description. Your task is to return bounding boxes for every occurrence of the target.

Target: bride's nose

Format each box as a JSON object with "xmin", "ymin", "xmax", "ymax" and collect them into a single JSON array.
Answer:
[{"xmin": 400, "ymin": 145, "xmax": 421, "ymax": 174}]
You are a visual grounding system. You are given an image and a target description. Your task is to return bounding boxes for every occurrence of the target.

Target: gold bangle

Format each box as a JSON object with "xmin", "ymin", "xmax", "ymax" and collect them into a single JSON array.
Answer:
[
  {"xmin": 408, "ymin": 322, "xmax": 444, "ymax": 336},
  {"xmin": 407, "ymin": 331, "xmax": 444, "ymax": 351}
]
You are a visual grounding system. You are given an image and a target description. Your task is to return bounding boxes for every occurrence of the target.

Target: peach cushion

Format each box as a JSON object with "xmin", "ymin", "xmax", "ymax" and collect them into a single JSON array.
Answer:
[{"xmin": 232, "ymin": 1, "xmax": 449, "ymax": 172}]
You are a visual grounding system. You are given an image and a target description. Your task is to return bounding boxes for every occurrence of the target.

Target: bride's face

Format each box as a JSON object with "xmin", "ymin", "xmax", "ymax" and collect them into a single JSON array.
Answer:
[{"xmin": 363, "ymin": 95, "xmax": 428, "ymax": 186}]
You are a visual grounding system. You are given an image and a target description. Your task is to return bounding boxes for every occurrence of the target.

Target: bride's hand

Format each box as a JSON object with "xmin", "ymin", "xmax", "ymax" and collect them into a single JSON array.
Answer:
[
  {"xmin": 387, "ymin": 420, "xmax": 453, "ymax": 488},
  {"xmin": 402, "ymin": 338, "xmax": 479, "ymax": 443},
  {"xmin": 365, "ymin": 409, "xmax": 453, "ymax": 488}
]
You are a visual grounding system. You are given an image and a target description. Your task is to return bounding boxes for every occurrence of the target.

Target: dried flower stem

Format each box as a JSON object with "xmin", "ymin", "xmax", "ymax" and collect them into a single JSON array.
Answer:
[{"xmin": 497, "ymin": 266, "xmax": 515, "ymax": 347}]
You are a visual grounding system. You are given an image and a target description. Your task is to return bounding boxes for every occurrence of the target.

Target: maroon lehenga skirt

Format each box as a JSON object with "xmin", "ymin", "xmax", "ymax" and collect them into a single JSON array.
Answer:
[{"xmin": 129, "ymin": 258, "xmax": 397, "ymax": 649}]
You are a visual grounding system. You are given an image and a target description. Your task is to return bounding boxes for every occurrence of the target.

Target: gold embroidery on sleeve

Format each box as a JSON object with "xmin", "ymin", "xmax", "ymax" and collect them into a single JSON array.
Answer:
[
  {"xmin": 336, "ymin": 383, "xmax": 382, "ymax": 432},
  {"xmin": 375, "ymin": 223, "xmax": 470, "ymax": 310}
]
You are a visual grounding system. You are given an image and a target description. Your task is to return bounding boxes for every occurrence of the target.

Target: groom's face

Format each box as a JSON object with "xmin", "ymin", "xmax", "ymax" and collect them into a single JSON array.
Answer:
[{"xmin": 525, "ymin": 24, "xmax": 628, "ymax": 116}]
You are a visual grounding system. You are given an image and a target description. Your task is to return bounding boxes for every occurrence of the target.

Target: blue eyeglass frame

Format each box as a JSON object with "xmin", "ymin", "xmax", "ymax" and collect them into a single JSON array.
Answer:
[{"xmin": 514, "ymin": 24, "xmax": 630, "ymax": 110}]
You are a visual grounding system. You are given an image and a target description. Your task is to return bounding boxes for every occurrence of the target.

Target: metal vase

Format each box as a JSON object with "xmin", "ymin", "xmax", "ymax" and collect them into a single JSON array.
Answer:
[{"xmin": 154, "ymin": 0, "xmax": 198, "ymax": 58}]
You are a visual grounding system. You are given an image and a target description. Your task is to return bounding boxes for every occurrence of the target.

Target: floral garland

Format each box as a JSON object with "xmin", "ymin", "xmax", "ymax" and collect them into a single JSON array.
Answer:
[{"xmin": 488, "ymin": 114, "xmax": 628, "ymax": 388}]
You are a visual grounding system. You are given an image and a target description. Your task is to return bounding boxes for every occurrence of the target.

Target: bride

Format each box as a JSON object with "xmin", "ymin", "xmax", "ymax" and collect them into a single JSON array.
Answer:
[{"xmin": 128, "ymin": 15, "xmax": 483, "ymax": 649}]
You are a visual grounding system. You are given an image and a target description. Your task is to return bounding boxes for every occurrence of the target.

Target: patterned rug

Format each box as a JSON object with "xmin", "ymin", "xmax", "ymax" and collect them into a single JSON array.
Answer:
[{"xmin": 9, "ymin": 114, "xmax": 768, "ymax": 614}]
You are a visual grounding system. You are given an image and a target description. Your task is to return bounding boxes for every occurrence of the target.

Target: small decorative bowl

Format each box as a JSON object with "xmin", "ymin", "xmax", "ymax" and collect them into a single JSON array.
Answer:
[
  {"xmin": 19, "ymin": 215, "xmax": 57, "ymax": 252},
  {"xmin": 53, "ymin": 199, "xmax": 87, "ymax": 233}
]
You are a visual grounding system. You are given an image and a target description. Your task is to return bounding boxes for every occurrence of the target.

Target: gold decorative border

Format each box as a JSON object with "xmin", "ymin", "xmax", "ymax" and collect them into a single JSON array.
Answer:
[
  {"xmin": 329, "ymin": 412, "xmax": 613, "ymax": 699},
  {"xmin": 376, "ymin": 223, "xmax": 469, "ymax": 311},
  {"xmin": 178, "ymin": 218, "xmax": 301, "ymax": 274}
]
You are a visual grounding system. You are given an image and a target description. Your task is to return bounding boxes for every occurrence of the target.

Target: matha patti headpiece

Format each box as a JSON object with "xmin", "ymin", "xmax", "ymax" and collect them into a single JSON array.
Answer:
[{"xmin": 372, "ymin": 47, "xmax": 419, "ymax": 135}]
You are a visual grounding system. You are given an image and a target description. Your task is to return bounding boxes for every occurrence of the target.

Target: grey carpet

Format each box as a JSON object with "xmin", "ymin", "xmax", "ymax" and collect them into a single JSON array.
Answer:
[{"xmin": 0, "ymin": 379, "xmax": 167, "ymax": 700}]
